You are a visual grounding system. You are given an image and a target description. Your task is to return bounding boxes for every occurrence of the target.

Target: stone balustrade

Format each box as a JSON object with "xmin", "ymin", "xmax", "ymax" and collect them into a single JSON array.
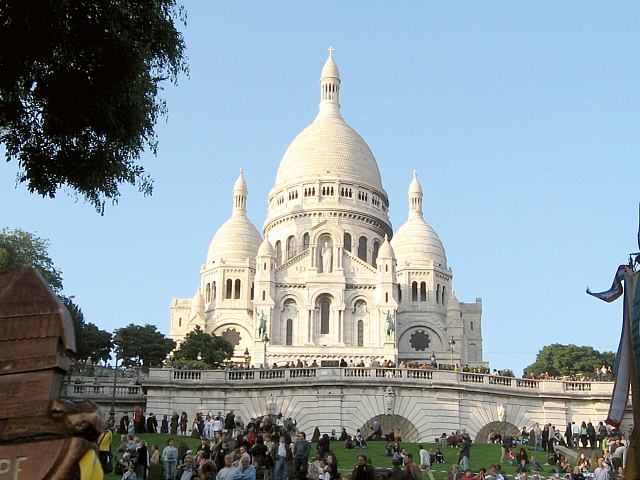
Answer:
[
  {"xmin": 144, "ymin": 367, "xmax": 611, "ymax": 396},
  {"xmin": 61, "ymin": 381, "xmax": 144, "ymax": 399}
]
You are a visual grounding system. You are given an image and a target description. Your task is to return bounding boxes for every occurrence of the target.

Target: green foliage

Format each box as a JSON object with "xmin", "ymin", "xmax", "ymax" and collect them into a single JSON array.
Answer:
[
  {"xmin": 0, "ymin": 227, "xmax": 63, "ymax": 292},
  {"xmin": 524, "ymin": 343, "xmax": 615, "ymax": 377},
  {"xmin": 61, "ymin": 296, "xmax": 112, "ymax": 362},
  {"xmin": 113, "ymin": 323, "xmax": 176, "ymax": 368},
  {"xmin": 0, "ymin": 0, "xmax": 188, "ymax": 212},
  {"xmin": 173, "ymin": 325, "xmax": 234, "ymax": 369}
]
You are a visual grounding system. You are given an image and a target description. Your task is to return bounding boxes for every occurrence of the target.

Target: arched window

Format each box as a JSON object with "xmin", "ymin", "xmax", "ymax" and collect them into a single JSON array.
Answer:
[
  {"xmin": 357, "ymin": 320, "xmax": 364, "ymax": 347},
  {"xmin": 275, "ymin": 240, "xmax": 282, "ymax": 264},
  {"xmin": 436, "ymin": 284, "xmax": 441, "ymax": 304},
  {"xmin": 442, "ymin": 285, "xmax": 447, "ymax": 305},
  {"xmin": 420, "ymin": 282, "xmax": 427, "ymax": 302},
  {"xmin": 178, "ymin": 317, "xmax": 182, "ymax": 327},
  {"xmin": 398, "ymin": 284, "xmax": 402, "ymax": 302},
  {"xmin": 357, "ymin": 236, "xmax": 367, "ymax": 262},
  {"xmin": 372, "ymin": 240, "xmax": 380, "ymax": 267},
  {"xmin": 250, "ymin": 282, "xmax": 254, "ymax": 300},
  {"xmin": 411, "ymin": 281, "xmax": 418, "ymax": 302},
  {"xmin": 286, "ymin": 235, "xmax": 297, "ymax": 259},
  {"xmin": 302, "ymin": 232, "xmax": 310, "ymax": 251},
  {"xmin": 344, "ymin": 233, "xmax": 352, "ymax": 252},
  {"xmin": 286, "ymin": 319, "xmax": 293, "ymax": 346},
  {"xmin": 234, "ymin": 279, "xmax": 241, "ymax": 299},
  {"xmin": 262, "ymin": 290, "xmax": 266, "ymax": 301},
  {"xmin": 205, "ymin": 283, "xmax": 211, "ymax": 302},
  {"xmin": 470, "ymin": 320, "xmax": 474, "ymax": 331},
  {"xmin": 385, "ymin": 292, "xmax": 389, "ymax": 303},
  {"xmin": 212, "ymin": 281, "xmax": 216, "ymax": 301},
  {"xmin": 320, "ymin": 298, "xmax": 331, "ymax": 334},
  {"xmin": 225, "ymin": 279, "xmax": 233, "ymax": 299}
]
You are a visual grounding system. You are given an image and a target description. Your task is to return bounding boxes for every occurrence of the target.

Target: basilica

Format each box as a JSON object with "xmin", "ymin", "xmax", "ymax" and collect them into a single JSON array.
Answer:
[{"xmin": 170, "ymin": 51, "xmax": 484, "ymax": 367}]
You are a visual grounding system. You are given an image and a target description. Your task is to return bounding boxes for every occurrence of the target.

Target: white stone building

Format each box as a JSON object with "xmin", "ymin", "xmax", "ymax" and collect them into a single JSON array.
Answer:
[{"xmin": 170, "ymin": 51, "xmax": 484, "ymax": 367}]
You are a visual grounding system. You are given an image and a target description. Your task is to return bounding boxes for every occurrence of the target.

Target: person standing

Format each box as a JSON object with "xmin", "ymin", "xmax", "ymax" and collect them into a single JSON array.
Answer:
[
  {"xmin": 273, "ymin": 434, "xmax": 292, "ymax": 480},
  {"xmin": 162, "ymin": 438, "xmax": 179, "ymax": 480},
  {"xmin": 97, "ymin": 427, "xmax": 113, "ymax": 473},
  {"xmin": 351, "ymin": 455, "xmax": 375, "ymax": 480},
  {"xmin": 403, "ymin": 454, "xmax": 422, "ymax": 480},
  {"xmin": 418, "ymin": 445, "xmax": 430, "ymax": 471},
  {"xmin": 170, "ymin": 412, "xmax": 179, "ymax": 435},
  {"xmin": 294, "ymin": 432, "xmax": 311, "ymax": 480},
  {"xmin": 458, "ymin": 438, "xmax": 471, "ymax": 471}
]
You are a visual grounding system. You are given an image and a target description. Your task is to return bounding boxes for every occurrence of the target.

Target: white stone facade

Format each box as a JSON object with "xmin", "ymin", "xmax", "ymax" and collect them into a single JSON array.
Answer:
[{"xmin": 170, "ymin": 51, "xmax": 484, "ymax": 367}]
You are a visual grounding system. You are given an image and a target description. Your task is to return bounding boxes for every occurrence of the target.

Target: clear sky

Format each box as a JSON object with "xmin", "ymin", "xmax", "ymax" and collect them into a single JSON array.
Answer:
[{"xmin": 1, "ymin": 1, "xmax": 639, "ymax": 375}]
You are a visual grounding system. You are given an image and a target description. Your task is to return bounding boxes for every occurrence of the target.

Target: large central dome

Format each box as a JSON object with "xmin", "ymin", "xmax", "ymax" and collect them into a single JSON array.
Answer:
[
  {"xmin": 272, "ymin": 50, "xmax": 384, "ymax": 194},
  {"xmin": 274, "ymin": 115, "xmax": 383, "ymax": 191}
]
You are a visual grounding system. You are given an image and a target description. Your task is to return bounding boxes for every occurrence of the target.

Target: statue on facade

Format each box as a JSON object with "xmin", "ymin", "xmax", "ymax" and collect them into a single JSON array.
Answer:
[
  {"xmin": 384, "ymin": 310, "xmax": 395, "ymax": 340},
  {"xmin": 496, "ymin": 403, "xmax": 506, "ymax": 422},
  {"xmin": 321, "ymin": 241, "xmax": 332, "ymax": 273},
  {"xmin": 257, "ymin": 311, "xmax": 267, "ymax": 337},
  {"xmin": 266, "ymin": 393, "xmax": 277, "ymax": 415},
  {"xmin": 385, "ymin": 386, "xmax": 396, "ymax": 414}
]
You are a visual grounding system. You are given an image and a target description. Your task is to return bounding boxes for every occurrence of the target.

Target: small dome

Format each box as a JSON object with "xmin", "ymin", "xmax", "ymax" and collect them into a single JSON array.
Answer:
[
  {"xmin": 447, "ymin": 290, "xmax": 460, "ymax": 312},
  {"xmin": 206, "ymin": 216, "xmax": 262, "ymax": 268},
  {"xmin": 392, "ymin": 217, "xmax": 447, "ymax": 267},
  {"xmin": 321, "ymin": 51, "xmax": 340, "ymax": 80},
  {"xmin": 192, "ymin": 288, "xmax": 204, "ymax": 307},
  {"xmin": 377, "ymin": 234, "xmax": 395, "ymax": 259},
  {"xmin": 258, "ymin": 237, "xmax": 275, "ymax": 257},
  {"xmin": 408, "ymin": 170, "xmax": 422, "ymax": 195},
  {"xmin": 234, "ymin": 169, "xmax": 248, "ymax": 193}
]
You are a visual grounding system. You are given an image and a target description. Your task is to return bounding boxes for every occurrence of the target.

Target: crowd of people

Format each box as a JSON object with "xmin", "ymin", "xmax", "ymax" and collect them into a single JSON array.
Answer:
[{"xmin": 103, "ymin": 406, "xmax": 631, "ymax": 480}]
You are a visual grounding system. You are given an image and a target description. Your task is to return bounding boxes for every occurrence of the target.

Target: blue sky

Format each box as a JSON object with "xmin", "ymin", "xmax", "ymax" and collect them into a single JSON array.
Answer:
[{"xmin": 1, "ymin": 1, "xmax": 639, "ymax": 374}]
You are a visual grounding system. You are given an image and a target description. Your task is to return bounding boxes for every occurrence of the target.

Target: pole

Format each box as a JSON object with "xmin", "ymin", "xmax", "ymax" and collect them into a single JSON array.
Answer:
[{"xmin": 109, "ymin": 354, "xmax": 118, "ymax": 430}]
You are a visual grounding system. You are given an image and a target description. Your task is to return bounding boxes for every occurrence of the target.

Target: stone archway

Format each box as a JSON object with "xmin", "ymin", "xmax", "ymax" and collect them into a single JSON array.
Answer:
[
  {"xmin": 361, "ymin": 414, "xmax": 420, "ymax": 442},
  {"xmin": 475, "ymin": 421, "xmax": 520, "ymax": 444}
]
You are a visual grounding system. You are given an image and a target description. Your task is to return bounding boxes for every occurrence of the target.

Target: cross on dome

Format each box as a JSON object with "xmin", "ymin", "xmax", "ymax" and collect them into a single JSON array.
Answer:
[{"xmin": 328, "ymin": 45, "xmax": 335, "ymax": 58}]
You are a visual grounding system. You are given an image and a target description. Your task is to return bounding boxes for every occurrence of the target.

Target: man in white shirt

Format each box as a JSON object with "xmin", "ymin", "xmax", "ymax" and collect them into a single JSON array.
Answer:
[{"xmin": 418, "ymin": 445, "xmax": 430, "ymax": 471}]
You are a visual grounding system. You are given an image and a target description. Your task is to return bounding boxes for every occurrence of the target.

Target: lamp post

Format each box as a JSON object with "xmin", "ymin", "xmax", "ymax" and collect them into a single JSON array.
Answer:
[
  {"xmin": 109, "ymin": 334, "xmax": 123, "ymax": 430},
  {"xmin": 262, "ymin": 333, "xmax": 270, "ymax": 368},
  {"xmin": 448, "ymin": 336, "xmax": 456, "ymax": 368}
]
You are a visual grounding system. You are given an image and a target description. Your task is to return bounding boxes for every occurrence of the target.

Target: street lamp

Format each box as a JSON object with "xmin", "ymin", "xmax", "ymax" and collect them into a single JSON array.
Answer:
[
  {"xmin": 262, "ymin": 333, "xmax": 270, "ymax": 368},
  {"xmin": 243, "ymin": 348, "xmax": 251, "ymax": 368},
  {"xmin": 448, "ymin": 336, "xmax": 456, "ymax": 368},
  {"xmin": 109, "ymin": 334, "xmax": 123, "ymax": 430}
]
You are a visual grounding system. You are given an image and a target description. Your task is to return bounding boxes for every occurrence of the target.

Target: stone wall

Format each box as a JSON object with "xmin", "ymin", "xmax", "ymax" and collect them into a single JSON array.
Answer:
[{"xmin": 142, "ymin": 367, "xmax": 630, "ymax": 442}]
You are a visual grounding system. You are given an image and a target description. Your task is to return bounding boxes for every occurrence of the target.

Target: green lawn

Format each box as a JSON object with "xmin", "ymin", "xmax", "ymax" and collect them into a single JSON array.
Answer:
[{"xmin": 105, "ymin": 435, "xmax": 564, "ymax": 480}]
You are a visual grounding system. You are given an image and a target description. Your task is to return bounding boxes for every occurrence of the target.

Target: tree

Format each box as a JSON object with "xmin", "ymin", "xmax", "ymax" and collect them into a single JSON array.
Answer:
[
  {"xmin": 524, "ymin": 343, "xmax": 616, "ymax": 377},
  {"xmin": 173, "ymin": 326, "xmax": 234, "ymax": 369},
  {"xmin": 61, "ymin": 295, "xmax": 112, "ymax": 363},
  {"xmin": 113, "ymin": 323, "xmax": 176, "ymax": 368},
  {"xmin": 0, "ymin": 0, "xmax": 188, "ymax": 213},
  {"xmin": 0, "ymin": 227, "xmax": 63, "ymax": 292}
]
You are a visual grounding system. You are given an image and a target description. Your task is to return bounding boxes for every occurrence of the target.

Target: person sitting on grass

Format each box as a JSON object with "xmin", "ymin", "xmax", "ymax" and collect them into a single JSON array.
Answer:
[
  {"xmin": 528, "ymin": 456, "xmax": 543, "ymax": 472},
  {"xmin": 474, "ymin": 468, "xmax": 486, "ymax": 480},
  {"xmin": 460, "ymin": 469, "xmax": 474, "ymax": 480},
  {"xmin": 435, "ymin": 449, "xmax": 445, "ymax": 464}
]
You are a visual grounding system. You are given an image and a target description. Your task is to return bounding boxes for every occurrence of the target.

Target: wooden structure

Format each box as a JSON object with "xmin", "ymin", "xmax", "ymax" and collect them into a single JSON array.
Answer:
[{"xmin": 0, "ymin": 267, "xmax": 103, "ymax": 479}]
